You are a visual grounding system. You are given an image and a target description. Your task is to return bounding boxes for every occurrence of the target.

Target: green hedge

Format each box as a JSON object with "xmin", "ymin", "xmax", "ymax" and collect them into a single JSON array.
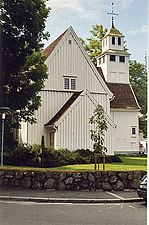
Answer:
[{"xmin": 4, "ymin": 144, "xmax": 122, "ymax": 167}]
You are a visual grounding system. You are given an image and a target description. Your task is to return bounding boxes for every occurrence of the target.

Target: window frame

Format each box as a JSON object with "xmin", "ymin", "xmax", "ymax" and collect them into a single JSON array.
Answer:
[
  {"xmin": 118, "ymin": 37, "xmax": 121, "ymax": 45},
  {"xmin": 64, "ymin": 78, "xmax": 70, "ymax": 90},
  {"xmin": 131, "ymin": 127, "xmax": 137, "ymax": 137},
  {"xmin": 64, "ymin": 77, "xmax": 76, "ymax": 90},
  {"xmin": 110, "ymin": 55, "xmax": 116, "ymax": 62},
  {"xmin": 71, "ymin": 78, "xmax": 76, "ymax": 90},
  {"xmin": 112, "ymin": 36, "xmax": 115, "ymax": 45},
  {"xmin": 119, "ymin": 56, "xmax": 125, "ymax": 63},
  {"xmin": 103, "ymin": 56, "xmax": 105, "ymax": 63},
  {"xmin": 49, "ymin": 132, "xmax": 54, "ymax": 147}
]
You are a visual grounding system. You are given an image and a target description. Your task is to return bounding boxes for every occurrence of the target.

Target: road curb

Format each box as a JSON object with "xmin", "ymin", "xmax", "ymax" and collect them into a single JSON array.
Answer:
[{"xmin": 0, "ymin": 196, "xmax": 144, "ymax": 204}]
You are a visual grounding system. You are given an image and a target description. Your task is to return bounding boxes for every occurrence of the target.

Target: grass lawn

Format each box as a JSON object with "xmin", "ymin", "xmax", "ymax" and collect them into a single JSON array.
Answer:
[
  {"xmin": 1, "ymin": 156, "xmax": 147, "ymax": 171},
  {"xmin": 49, "ymin": 156, "xmax": 147, "ymax": 171}
]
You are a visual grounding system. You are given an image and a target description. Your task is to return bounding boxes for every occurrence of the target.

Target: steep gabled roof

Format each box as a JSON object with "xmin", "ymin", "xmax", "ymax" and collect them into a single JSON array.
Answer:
[
  {"xmin": 95, "ymin": 67, "xmax": 139, "ymax": 110},
  {"xmin": 104, "ymin": 25, "xmax": 124, "ymax": 38},
  {"xmin": 43, "ymin": 30, "xmax": 67, "ymax": 59},
  {"xmin": 42, "ymin": 26, "xmax": 114, "ymax": 99},
  {"xmin": 96, "ymin": 67, "xmax": 105, "ymax": 81},
  {"xmin": 107, "ymin": 83, "xmax": 140, "ymax": 109},
  {"xmin": 45, "ymin": 91, "xmax": 83, "ymax": 126}
]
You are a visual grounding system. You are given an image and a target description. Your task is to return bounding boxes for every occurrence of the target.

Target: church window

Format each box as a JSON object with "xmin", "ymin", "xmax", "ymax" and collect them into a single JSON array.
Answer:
[
  {"xmin": 68, "ymin": 40, "xmax": 72, "ymax": 45},
  {"xmin": 131, "ymin": 127, "xmax": 136, "ymax": 137},
  {"xmin": 112, "ymin": 36, "xmax": 115, "ymax": 45},
  {"xmin": 49, "ymin": 132, "xmax": 54, "ymax": 147},
  {"xmin": 64, "ymin": 78, "xmax": 69, "ymax": 89},
  {"xmin": 103, "ymin": 56, "xmax": 105, "ymax": 63},
  {"xmin": 110, "ymin": 55, "xmax": 116, "ymax": 61},
  {"xmin": 64, "ymin": 77, "xmax": 76, "ymax": 90},
  {"xmin": 118, "ymin": 37, "xmax": 121, "ymax": 45},
  {"xmin": 98, "ymin": 58, "xmax": 101, "ymax": 65},
  {"xmin": 119, "ymin": 56, "xmax": 125, "ymax": 62},
  {"xmin": 71, "ymin": 79, "xmax": 76, "ymax": 90}
]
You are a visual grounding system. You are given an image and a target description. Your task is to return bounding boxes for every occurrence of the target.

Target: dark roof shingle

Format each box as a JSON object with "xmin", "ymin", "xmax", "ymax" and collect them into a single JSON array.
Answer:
[
  {"xmin": 43, "ymin": 30, "xmax": 67, "ymax": 59},
  {"xmin": 107, "ymin": 83, "xmax": 139, "ymax": 109},
  {"xmin": 45, "ymin": 91, "xmax": 83, "ymax": 126}
]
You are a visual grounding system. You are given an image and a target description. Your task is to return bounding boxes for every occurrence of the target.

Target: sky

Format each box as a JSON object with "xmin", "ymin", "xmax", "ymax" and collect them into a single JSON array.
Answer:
[{"xmin": 44, "ymin": 0, "xmax": 148, "ymax": 64}]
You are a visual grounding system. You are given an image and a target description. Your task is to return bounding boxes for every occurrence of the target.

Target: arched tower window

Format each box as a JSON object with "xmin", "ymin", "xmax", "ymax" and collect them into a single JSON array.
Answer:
[
  {"xmin": 118, "ymin": 37, "xmax": 121, "ymax": 45},
  {"xmin": 112, "ymin": 36, "xmax": 115, "ymax": 45}
]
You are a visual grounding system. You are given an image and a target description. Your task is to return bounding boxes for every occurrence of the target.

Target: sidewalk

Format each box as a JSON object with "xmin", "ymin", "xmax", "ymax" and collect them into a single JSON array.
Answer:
[{"xmin": 0, "ymin": 187, "xmax": 143, "ymax": 204}]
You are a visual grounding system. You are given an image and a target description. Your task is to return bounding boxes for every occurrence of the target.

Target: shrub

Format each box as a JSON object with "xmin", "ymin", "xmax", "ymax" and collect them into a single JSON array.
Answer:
[
  {"xmin": 40, "ymin": 148, "xmax": 72, "ymax": 167},
  {"xmin": 94, "ymin": 155, "xmax": 122, "ymax": 163},
  {"xmin": 73, "ymin": 149, "xmax": 94, "ymax": 163},
  {"xmin": 9, "ymin": 144, "xmax": 39, "ymax": 167},
  {"xmin": 3, "ymin": 144, "xmax": 122, "ymax": 168},
  {"xmin": 40, "ymin": 148, "xmax": 89, "ymax": 167}
]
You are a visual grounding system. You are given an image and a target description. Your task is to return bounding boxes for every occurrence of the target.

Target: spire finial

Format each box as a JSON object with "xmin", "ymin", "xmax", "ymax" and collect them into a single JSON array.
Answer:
[{"xmin": 107, "ymin": 3, "xmax": 118, "ymax": 27}]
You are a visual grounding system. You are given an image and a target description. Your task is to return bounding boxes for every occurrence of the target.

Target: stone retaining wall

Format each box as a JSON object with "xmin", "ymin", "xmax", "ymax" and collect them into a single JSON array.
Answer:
[{"xmin": 0, "ymin": 170, "xmax": 146, "ymax": 191}]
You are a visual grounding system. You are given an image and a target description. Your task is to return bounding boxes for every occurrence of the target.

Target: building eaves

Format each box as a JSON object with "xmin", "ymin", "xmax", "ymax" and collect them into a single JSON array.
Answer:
[
  {"xmin": 98, "ymin": 49, "xmax": 130, "ymax": 58},
  {"xmin": 45, "ymin": 91, "xmax": 83, "ymax": 126},
  {"xmin": 43, "ymin": 30, "xmax": 67, "ymax": 59},
  {"xmin": 96, "ymin": 67, "xmax": 106, "ymax": 81}
]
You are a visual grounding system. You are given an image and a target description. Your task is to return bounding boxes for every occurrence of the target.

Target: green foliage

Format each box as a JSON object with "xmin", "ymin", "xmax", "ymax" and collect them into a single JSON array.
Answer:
[
  {"xmin": 73, "ymin": 149, "xmax": 94, "ymax": 163},
  {"xmin": 4, "ymin": 144, "xmax": 39, "ymax": 166},
  {"xmin": 1, "ymin": 0, "xmax": 50, "ymax": 138},
  {"xmin": 41, "ymin": 148, "xmax": 74, "ymax": 167},
  {"xmin": 129, "ymin": 60, "xmax": 147, "ymax": 137},
  {"xmin": 51, "ymin": 156, "xmax": 147, "ymax": 171},
  {"xmin": 80, "ymin": 24, "xmax": 107, "ymax": 65},
  {"xmin": 41, "ymin": 148, "xmax": 92, "ymax": 167},
  {"xmin": 4, "ymin": 145, "xmax": 93, "ymax": 167},
  {"xmin": 89, "ymin": 105, "xmax": 108, "ymax": 154}
]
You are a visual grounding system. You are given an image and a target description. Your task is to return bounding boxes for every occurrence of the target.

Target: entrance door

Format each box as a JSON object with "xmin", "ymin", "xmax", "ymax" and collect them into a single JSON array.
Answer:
[{"xmin": 49, "ymin": 132, "xmax": 55, "ymax": 147}]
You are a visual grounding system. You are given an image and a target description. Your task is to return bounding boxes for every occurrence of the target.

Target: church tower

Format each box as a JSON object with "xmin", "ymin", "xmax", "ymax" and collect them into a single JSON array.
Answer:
[{"xmin": 97, "ymin": 4, "xmax": 130, "ymax": 84}]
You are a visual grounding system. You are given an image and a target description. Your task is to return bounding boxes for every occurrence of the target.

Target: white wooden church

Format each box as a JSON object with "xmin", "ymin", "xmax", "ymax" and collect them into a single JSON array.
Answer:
[{"xmin": 21, "ymin": 21, "xmax": 140, "ymax": 155}]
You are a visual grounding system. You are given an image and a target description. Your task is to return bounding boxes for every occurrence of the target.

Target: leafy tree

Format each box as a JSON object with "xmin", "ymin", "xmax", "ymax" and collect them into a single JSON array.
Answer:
[
  {"xmin": 1, "ymin": 1, "xmax": 50, "ymax": 123},
  {"xmin": 80, "ymin": 24, "xmax": 107, "ymax": 65},
  {"xmin": 89, "ymin": 104, "xmax": 108, "ymax": 154},
  {"xmin": 129, "ymin": 60, "xmax": 147, "ymax": 137},
  {"xmin": 0, "ymin": 0, "xmax": 50, "ymax": 146}
]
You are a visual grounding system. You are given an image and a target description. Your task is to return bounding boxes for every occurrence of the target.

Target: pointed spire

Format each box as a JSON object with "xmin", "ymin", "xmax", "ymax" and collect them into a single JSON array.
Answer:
[{"xmin": 107, "ymin": 3, "xmax": 118, "ymax": 27}]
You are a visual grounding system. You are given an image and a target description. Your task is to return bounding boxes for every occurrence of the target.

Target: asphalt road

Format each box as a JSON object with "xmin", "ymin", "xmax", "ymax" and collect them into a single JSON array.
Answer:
[{"xmin": 0, "ymin": 201, "xmax": 146, "ymax": 225}]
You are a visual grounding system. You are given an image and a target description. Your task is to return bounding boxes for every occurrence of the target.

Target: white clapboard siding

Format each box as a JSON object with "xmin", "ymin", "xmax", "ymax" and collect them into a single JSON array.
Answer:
[
  {"xmin": 110, "ymin": 110, "xmax": 139, "ymax": 152},
  {"xmin": 25, "ymin": 89, "xmax": 111, "ymax": 148},
  {"xmin": 20, "ymin": 26, "xmax": 115, "ymax": 152},
  {"xmin": 51, "ymin": 91, "xmax": 115, "ymax": 152},
  {"xmin": 44, "ymin": 30, "xmax": 110, "ymax": 95}
]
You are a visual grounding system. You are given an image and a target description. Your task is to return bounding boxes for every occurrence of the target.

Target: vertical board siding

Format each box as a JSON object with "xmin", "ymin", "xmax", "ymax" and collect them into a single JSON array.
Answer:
[
  {"xmin": 110, "ymin": 110, "xmax": 139, "ymax": 152},
  {"xmin": 26, "ymin": 91, "xmax": 73, "ymax": 145},
  {"xmin": 44, "ymin": 33, "xmax": 107, "ymax": 94},
  {"xmin": 55, "ymin": 94, "xmax": 114, "ymax": 152},
  {"xmin": 22, "ymin": 29, "xmax": 114, "ymax": 152}
]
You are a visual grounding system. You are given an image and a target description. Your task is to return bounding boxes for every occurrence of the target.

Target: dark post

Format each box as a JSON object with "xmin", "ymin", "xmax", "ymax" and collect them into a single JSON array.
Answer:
[
  {"xmin": 0, "ymin": 3, "xmax": 4, "ymax": 165},
  {"xmin": 103, "ymin": 154, "xmax": 106, "ymax": 171},
  {"xmin": 41, "ymin": 135, "xmax": 45, "ymax": 167},
  {"xmin": 0, "ymin": 1, "xmax": 4, "ymax": 109},
  {"xmin": 94, "ymin": 155, "xmax": 97, "ymax": 170}
]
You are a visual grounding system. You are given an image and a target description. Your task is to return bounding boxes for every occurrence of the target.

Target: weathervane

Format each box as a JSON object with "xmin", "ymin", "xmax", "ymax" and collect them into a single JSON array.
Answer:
[{"xmin": 107, "ymin": 3, "xmax": 118, "ymax": 27}]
